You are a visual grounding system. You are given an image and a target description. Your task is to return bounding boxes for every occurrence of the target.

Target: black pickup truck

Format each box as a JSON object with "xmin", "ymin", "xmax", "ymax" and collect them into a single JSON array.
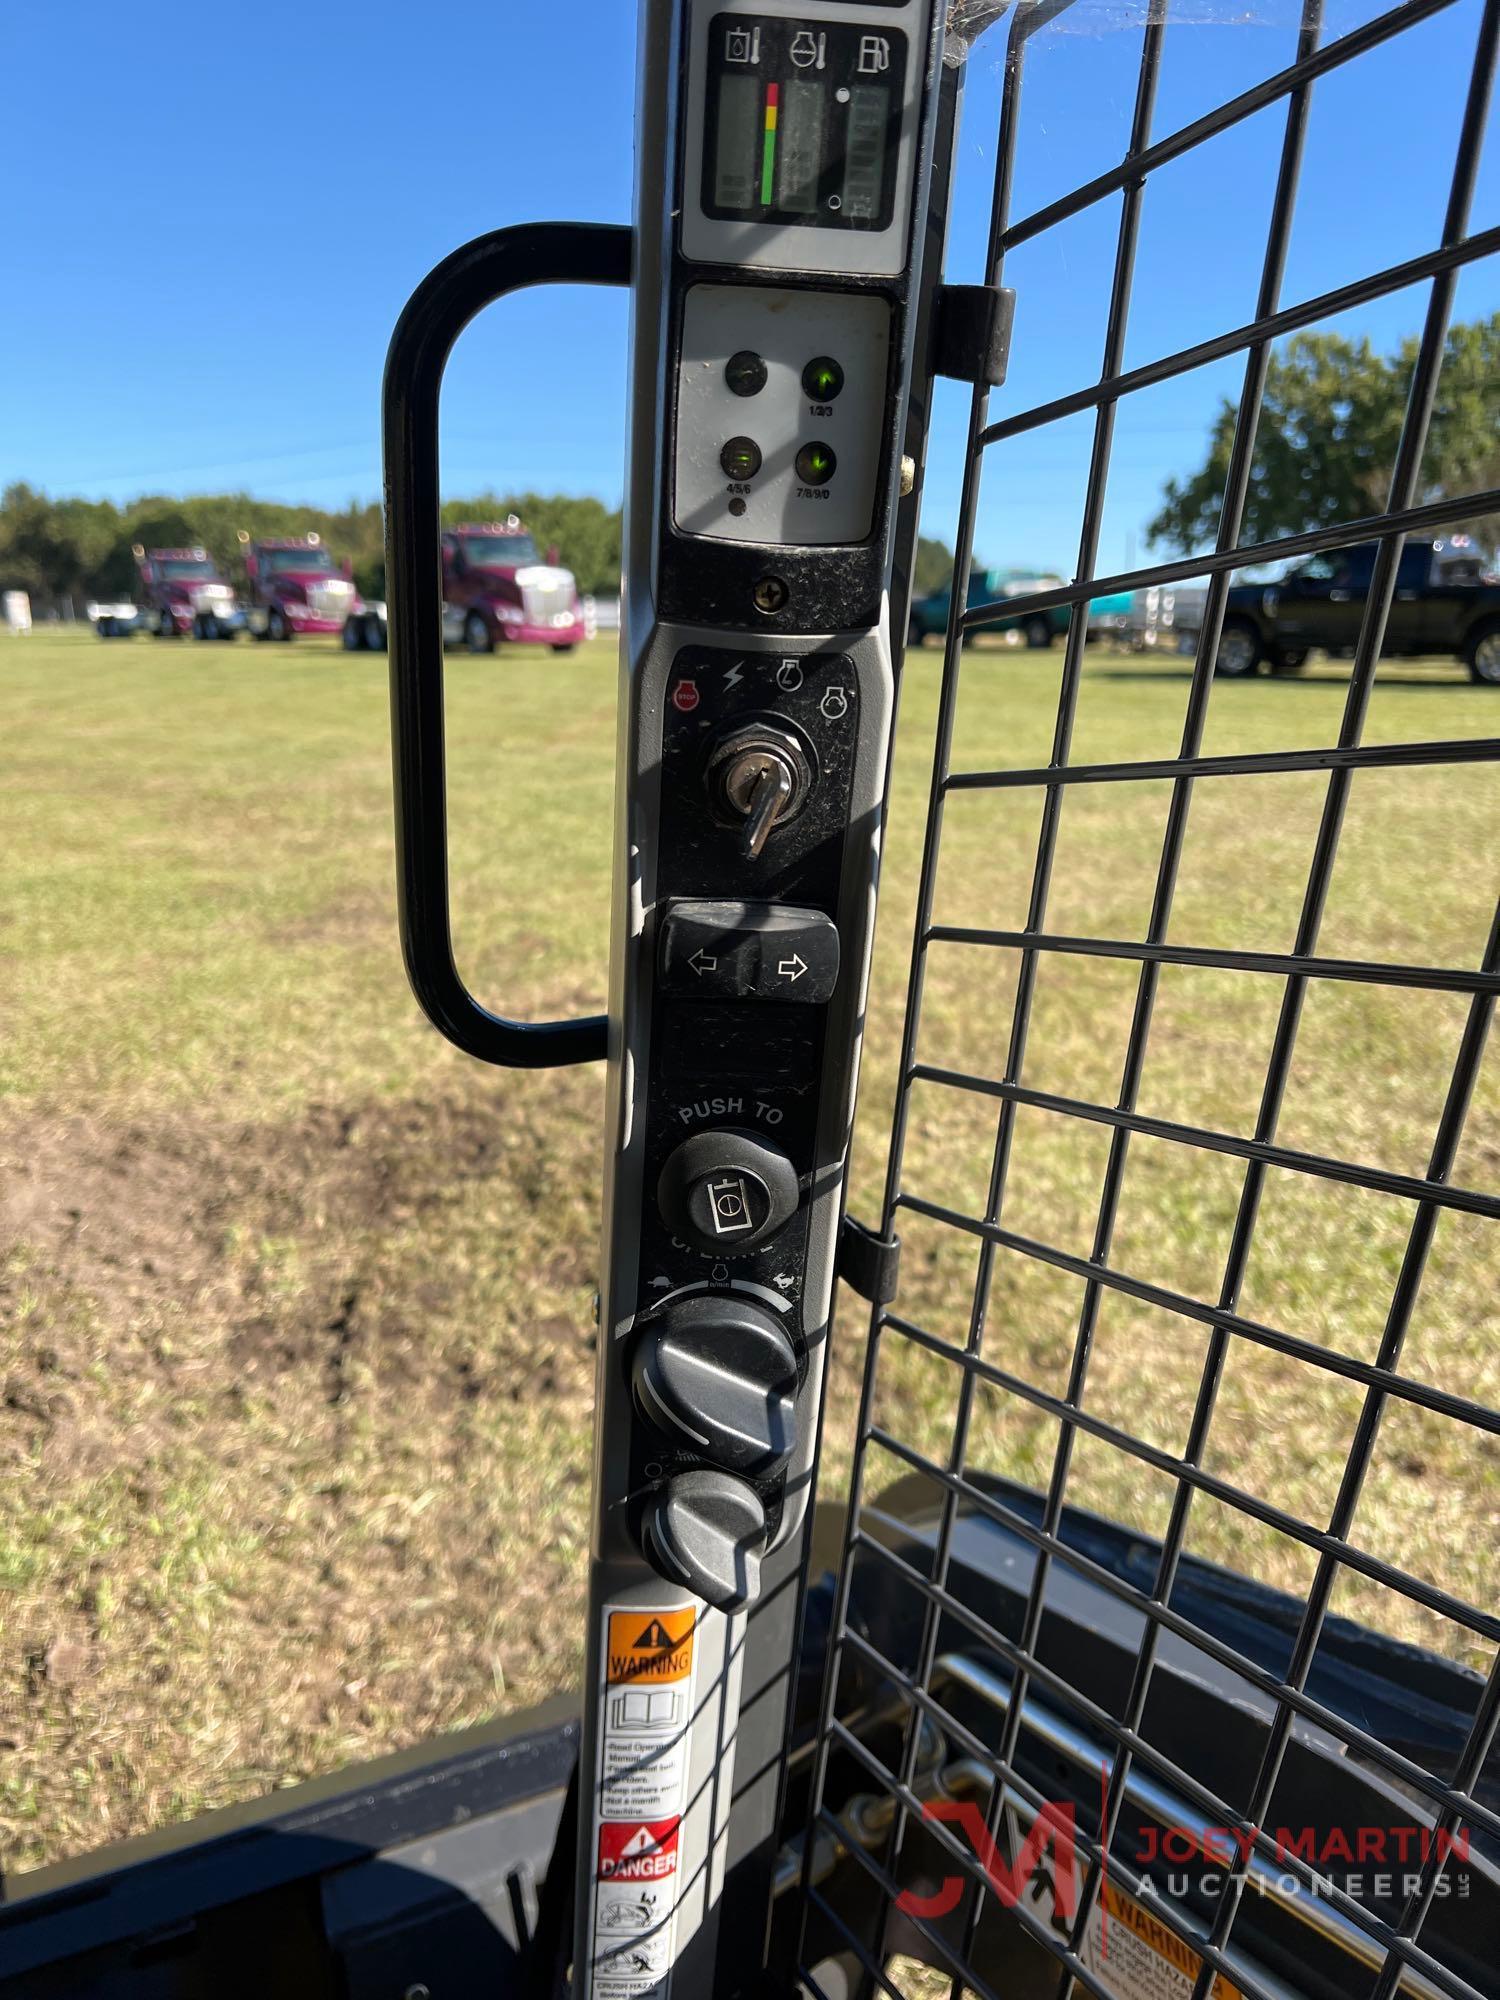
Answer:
[{"xmin": 1217, "ymin": 533, "xmax": 1500, "ymax": 682}]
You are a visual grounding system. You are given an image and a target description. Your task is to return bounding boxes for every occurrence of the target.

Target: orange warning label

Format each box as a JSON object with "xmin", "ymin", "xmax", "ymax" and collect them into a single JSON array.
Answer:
[
  {"xmin": 1085, "ymin": 1879, "xmax": 1246, "ymax": 2000},
  {"xmin": 606, "ymin": 1609, "xmax": 696, "ymax": 1685}
]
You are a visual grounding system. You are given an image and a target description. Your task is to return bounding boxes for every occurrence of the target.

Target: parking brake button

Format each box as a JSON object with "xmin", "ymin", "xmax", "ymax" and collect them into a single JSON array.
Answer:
[{"xmin": 657, "ymin": 1128, "xmax": 799, "ymax": 1257}]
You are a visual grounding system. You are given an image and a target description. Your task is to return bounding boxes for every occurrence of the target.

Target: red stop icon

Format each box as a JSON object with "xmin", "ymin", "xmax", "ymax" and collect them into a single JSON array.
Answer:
[{"xmin": 671, "ymin": 679, "xmax": 700, "ymax": 713}]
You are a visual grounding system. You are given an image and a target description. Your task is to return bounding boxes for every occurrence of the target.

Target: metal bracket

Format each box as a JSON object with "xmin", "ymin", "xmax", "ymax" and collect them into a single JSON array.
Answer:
[
  {"xmin": 838, "ymin": 1215, "xmax": 902, "ymax": 1305},
  {"xmin": 932, "ymin": 283, "xmax": 1016, "ymax": 387}
]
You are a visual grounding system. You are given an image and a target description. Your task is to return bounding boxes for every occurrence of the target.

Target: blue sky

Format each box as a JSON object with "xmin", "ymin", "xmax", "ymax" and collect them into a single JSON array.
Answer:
[{"xmin": 2, "ymin": 0, "xmax": 1494, "ymax": 579}]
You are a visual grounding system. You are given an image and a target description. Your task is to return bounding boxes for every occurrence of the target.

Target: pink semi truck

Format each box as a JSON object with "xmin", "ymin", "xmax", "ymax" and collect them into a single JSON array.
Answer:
[
  {"xmin": 237, "ymin": 532, "xmax": 361, "ymax": 641},
  {"xmin": 134, "ymin": 545, "xmax": 244, "ymax": 639},
  {"xmin": 439, "ymin": 517, "xmax": 587, "ymax": 653}
]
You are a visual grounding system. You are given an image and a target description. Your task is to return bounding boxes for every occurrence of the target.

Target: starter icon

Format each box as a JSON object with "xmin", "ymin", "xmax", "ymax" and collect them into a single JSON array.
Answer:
[{"xmin": 707, "ymin": 1176, "xmax": 755, "ymax": 1234}]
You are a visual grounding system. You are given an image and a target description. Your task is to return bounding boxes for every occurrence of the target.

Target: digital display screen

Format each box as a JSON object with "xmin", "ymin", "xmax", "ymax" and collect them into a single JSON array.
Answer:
[
  {"xmin": 713, "ymin": 71, "xmax": 761, "ymax": 208},
  {"xmin": 842, "ymin": 85, "xmax": 888, "ymax": 221},
  {"xmin": 704, "ymin": 15, "xmax": 908, "ymax": 232}
]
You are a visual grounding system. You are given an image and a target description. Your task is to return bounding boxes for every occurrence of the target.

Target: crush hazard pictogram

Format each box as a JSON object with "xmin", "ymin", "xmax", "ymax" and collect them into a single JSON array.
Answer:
[
  {"xmin": 598, "ymin": 1817, "xmax": 681, "ymax": 1882},
  {"xmin": 607, "ymin": 1608, "xmax": 696, "ymax": 1684}
]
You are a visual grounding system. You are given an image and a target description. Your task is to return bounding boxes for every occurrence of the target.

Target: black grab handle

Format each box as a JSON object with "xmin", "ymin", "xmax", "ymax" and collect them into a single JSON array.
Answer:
[{"xmin": 383, "ymin": 221, "xmax": 632, "ymax": 1068}]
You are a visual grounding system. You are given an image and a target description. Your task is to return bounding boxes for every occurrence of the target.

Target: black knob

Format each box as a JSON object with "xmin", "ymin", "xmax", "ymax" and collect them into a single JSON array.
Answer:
[
  {"xmin": 641, "ymin": 1469, "xmax": 767, "ymax": 1612},
  {"xmin": 633, "ymin": 1294, "xmax": 798, "ymax": 1476},
  {"xmin": 657, "ymin": 1128, "xmax": 799, "ymax": 1257}
]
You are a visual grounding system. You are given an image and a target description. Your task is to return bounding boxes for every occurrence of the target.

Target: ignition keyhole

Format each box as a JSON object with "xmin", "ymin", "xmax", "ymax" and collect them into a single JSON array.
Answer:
[{"xmin": 706, "ymin": 722, "xmax": 813, "ymax": 859}]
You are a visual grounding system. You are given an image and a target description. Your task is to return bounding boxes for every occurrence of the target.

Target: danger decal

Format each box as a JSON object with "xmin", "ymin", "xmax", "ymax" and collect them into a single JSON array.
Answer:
[{"xmin": 598, "ymin": 1817, "xmax": 682, "ymax": 1883}]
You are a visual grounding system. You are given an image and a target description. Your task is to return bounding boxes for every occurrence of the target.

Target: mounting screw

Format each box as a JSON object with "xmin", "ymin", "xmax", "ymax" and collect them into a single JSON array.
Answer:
[
  {"xmin": 404, "ymin": 1986, "xmax": 431, "ymax": 2000},
  {"xmin": 752, "ymin": 575, "xmax": 789, "ymax": 615},
  {"xmin": 899, "ymin": 454, "xmax": 916, "ymax": 497}
]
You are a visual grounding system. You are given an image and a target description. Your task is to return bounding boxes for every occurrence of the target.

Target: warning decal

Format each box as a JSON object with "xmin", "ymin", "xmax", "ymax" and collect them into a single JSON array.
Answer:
[
  {"xmin": 606, "ymin": 1609, "xmax": 697, "ymax": 1684},
  {"xmin": 1002, "ymin": 1802, "xmax": 1245, "ymax": 2000},
  {"xmin": 1079, "ymin": 1880, "xmax": 1246, "ymax": 2000},
  {"xmin": 599, "ymin": 1818, "xmax": 681, "ymax": 1882},
  {"xmin": 592, "ymin": 1604, "xmax": 701, "ymax": 1997}
]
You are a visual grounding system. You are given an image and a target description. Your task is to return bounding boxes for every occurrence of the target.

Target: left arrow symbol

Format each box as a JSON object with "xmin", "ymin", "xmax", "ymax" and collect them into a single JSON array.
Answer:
[{"xmin": 689, "ymin": 948, "xmax": 718, "ymax": 974}]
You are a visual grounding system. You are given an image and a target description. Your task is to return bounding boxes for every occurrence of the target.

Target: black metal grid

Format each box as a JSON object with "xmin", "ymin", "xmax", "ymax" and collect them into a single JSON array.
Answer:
[{"xmin": 795, "ymin": 0, "xmax": 1500, "ymax": 1994}]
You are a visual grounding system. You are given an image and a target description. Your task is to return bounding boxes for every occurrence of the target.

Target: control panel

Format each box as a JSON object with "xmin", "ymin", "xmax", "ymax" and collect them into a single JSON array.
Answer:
[
  {"xmin": 622, "ymin": 645, "xmax": 862, "ymax": 1607},
  {"xmin": 676, "ymin": 285, "xmax": 892, "ymax": 544},
  {"xmin": 682, "ymin": 2, "xmax": 930, "ymax": 275},
  {"xmin": 581, "ymin": 2, "xmax": 946, "ymax": 1992}
]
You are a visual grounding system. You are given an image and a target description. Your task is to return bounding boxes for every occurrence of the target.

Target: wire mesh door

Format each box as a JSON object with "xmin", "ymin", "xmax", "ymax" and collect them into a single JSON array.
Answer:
[{"xmin": 788, "ymin": 1, "xmax": 1500, "ymax": 1996}]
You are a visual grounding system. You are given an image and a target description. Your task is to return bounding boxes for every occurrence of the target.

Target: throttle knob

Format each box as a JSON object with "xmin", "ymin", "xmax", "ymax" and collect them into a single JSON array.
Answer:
[
  {"xmin": 641, "ymin": 1470, "xmax": 768, "ymax": 1612},
  {"xmin": 633, "ymin": 1294, "xmax": 799, "ymax": 1476}
]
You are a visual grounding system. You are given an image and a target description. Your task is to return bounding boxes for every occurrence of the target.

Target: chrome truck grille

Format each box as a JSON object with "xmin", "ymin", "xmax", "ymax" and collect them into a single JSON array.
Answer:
[
  {"xmin": 307, "ymin": 580, "xmax": 354, "ymax": 620},
  {"xmin": 520, "ymin": 572, "xmax": 572, "ymax": 624}
]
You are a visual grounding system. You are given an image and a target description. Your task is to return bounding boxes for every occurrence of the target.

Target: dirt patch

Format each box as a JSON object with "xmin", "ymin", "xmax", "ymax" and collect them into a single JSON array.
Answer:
[
  {"xmin": 0, "ymin": 1088, "xmax": 601, "ymax": 1464},
  {"xmin": 267, "ymin": 889, "xmax": 392, "ymax": 948},
  {"xmin": 0, "ymin": 1083, "xmax": 604, "ymax": 1872}
]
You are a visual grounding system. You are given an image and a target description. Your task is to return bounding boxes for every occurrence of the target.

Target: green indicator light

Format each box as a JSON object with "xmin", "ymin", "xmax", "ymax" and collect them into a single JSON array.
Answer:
[
  {"xmin": 721, "ymin": 436, "xmax": 763, "ymax": 481},
  {"xmin": 801, "ymin": 356, "xmax": 845, "ymax": 402},
  {"xmin": 795, "ymin": 441, "xmax": 837, "ymax": 484}
]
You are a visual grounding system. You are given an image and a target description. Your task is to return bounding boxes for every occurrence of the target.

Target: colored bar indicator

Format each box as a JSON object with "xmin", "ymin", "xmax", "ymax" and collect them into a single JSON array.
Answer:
[{"xmin": 760, "ymin": 81, "xmax": 779, "ymax": 206}]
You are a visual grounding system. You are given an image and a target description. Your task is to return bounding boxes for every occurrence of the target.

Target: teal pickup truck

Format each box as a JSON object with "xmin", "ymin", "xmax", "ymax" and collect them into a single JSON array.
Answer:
[{"xmin": 908, "ymin": 566, "xmax": 1135, "ymax": 648}]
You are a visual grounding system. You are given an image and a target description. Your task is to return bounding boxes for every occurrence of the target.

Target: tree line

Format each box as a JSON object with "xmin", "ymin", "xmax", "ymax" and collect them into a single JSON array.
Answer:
[
  {"xmin": 0, "ymin": 488, "xmax": 628, "ymax": 612},
  {"xmin": 0, "ymin": 479, "xmax": 959, "ymax": 617},
  {"xmin": 1148, "ymin": 314, "xmax": 1500, "ymax": 558}
]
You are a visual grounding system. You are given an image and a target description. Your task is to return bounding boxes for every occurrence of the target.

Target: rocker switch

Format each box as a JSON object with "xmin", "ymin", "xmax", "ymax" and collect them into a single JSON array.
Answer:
[{"xmin": 659, "ymin": 901, "xmax": 840, "ymax": 1003}]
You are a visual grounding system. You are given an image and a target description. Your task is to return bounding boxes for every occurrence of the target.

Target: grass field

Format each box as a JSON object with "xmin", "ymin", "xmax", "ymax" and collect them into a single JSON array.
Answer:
[{"xmin": 2, "ymin": 625, "xmax": 1496, "ymax": 1875}]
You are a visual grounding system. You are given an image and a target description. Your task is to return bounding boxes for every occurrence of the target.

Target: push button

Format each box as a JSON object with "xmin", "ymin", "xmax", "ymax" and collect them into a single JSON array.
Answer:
[
  {"xmin": 658, "ymin": 1128, "xmax": 799, "ymax": 1257},
  {"xmin": 659, "ymin": 900, "xmax": 840, "ymax": 1003},
  {"xmin": 720, "ymin": 436, "xmax": 763, "ymax": 480}
]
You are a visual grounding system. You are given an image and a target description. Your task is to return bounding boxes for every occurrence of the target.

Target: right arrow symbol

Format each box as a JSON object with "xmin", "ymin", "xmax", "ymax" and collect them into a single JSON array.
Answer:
[{"xmin": 777, "ymin": 954, "xmax": 807, "ymax": 982}]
